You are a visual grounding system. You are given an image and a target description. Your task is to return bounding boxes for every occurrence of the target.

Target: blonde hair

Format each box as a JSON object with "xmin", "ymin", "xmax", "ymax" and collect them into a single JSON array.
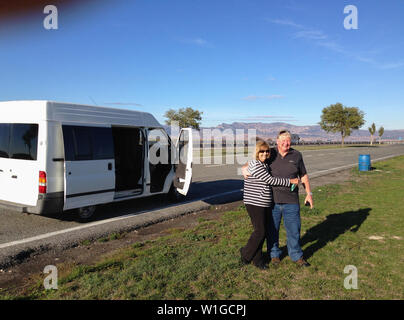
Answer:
[
  {"xmin": 254, "ymin": 140, "xmax": 270, "ymax": 160},
  {"xmin": 277, "ymin": 130, "xmax": 291, "ymax": 140}
]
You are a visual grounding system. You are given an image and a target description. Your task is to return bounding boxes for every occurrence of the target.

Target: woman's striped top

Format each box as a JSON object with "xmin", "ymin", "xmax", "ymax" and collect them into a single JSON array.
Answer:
[{"xmin": 243, "ymin": 160, "xmax": 291, "ymax": 207}]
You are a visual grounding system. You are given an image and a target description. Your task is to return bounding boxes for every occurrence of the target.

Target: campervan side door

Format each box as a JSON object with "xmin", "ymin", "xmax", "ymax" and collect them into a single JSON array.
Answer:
[
  {"xmin": 174, "ymin": 128, "xmax": 193, "ymax": 196},
  {"xmin": 62, "ymin": 125, "xmax": 115, "ymax": 210}
]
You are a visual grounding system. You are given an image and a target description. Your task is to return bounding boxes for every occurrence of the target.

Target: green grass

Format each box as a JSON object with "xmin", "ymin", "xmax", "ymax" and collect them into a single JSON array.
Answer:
[
  {"xmin": 97, "ymin": 232, "xmax": 127, "ymax": 243},
  {"xmin": 2, "ymin": 156, "xmax": 404, "ymax": 300}
]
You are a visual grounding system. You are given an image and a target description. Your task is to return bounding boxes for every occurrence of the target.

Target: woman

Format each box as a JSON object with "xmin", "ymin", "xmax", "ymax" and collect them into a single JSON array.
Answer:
[{"xmin": 240, "ymin": 140, "xmax": 298, "ymax": 269}]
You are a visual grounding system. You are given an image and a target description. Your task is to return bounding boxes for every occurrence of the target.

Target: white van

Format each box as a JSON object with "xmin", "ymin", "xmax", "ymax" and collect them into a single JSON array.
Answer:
[{"xmin": 0, "ymin": 101, "xmax": 193, "ymax": 220}]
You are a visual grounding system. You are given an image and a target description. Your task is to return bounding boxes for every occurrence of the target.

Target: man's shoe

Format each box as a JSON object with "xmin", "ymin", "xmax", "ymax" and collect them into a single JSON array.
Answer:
[
  {"xmin": 253, "ymin": 261, "xmax": 268, "ymax": 270},
  {"xmin": 295, "ymin": 258, "xmax": 310, "ymax": 268},
  {"xmin": 240, "ymin": 248, "xmax": 249, "ymax": 265},
  {"xmin": 271, "ymin": 257, "xmax": 281, "ymax": 267}
]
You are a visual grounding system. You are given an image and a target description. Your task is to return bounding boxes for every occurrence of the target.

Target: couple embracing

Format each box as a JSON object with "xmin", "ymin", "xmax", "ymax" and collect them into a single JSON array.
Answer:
[{"xmin": 240, "ymin": 130, "xmax": 313, "ymax": 269}]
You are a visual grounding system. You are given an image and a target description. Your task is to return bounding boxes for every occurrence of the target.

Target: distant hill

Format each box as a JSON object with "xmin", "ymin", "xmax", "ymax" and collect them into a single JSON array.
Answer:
[
  {"xmin": 165, "ymin": 122, "xmax": 404, "ymax": 142},
  {"xmin": 213, "ymin": 122, "xmax": 404, "ymax": 141}
]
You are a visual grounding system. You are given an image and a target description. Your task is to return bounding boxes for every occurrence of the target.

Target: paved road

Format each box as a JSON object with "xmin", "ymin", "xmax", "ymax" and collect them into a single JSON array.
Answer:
[
  {"xmin": 1, "ymin": 144, "xmax": 403, "ymax": 251},
  {"xmin": 189, "ymin": 144, "xmax": 404, "ymax": 201}
]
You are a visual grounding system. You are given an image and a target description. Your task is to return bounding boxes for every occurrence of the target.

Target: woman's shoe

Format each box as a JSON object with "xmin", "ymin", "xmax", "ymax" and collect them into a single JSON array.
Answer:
[{"xmin": 240, "ymin": 248, "xmax": 249, "ymax": 265}]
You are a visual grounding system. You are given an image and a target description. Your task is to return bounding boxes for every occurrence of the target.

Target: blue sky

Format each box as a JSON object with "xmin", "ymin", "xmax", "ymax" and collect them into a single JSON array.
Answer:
[{"xmin": 1, "ymin": 0, "xmax": 403, "ymax": 129}]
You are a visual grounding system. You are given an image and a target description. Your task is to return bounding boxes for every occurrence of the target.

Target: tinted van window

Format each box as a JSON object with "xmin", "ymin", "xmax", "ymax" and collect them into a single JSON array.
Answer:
[
  {"xmin": 8, "ymin": 124, "xmax": 38, "ymax": 160},
  {"xmin": 62, "ymin": 125, "xmax": 114, "ymax": 161},
  {"xmin": 73, "ymin": 126, "xmax": 93, "ymax": 160},
  {"xmin": 91, "ymin": 127, "xmax": 114, "ymax": 160},
  {"xmin": 62, "ymin": 126, "xmax": 75, "ymax": 161},
  {"xmin": 0, "ymin": 124, "xmax": 10, "ymax": 158}
]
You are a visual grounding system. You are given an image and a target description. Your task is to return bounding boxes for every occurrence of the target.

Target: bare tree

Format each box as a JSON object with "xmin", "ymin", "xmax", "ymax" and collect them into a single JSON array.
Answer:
[
  {"xmin": 378, "ymin": 126, "xmax": 384, "ymax": 145},
  {"xmin": 368, "ymin": 123, "xmax": 376, "ymax": 146}
]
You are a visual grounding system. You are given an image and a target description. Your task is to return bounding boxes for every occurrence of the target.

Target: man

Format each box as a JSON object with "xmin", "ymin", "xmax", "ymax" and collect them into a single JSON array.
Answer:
[{"xmin": 243, "ymin": 130, "xmax": 313, "ymax": 267}]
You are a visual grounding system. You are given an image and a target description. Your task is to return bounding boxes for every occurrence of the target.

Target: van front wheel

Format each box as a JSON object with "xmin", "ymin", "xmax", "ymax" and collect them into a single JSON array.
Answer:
[{"xmin": 77, "ymin": 205, "xmax": 96, "ymax": 222}]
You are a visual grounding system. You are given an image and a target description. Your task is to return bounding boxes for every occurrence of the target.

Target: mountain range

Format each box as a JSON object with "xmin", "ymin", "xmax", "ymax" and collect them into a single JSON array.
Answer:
[
  {"xmin": 210, "ymin": 122, "xmax": 404, "ymax": 142},
  {"xmin": 165, "ymin": 122, "xmax": 404, "ymax": 142},
  {"xmin": 163, "ymin": 122, "xmax": 404, "ymax": 142}
]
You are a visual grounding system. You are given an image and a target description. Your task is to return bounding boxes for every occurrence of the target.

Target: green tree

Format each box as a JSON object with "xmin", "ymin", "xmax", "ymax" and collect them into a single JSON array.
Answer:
[
  {"xmin": 368, "ymin": 122, "xmax": 376, "ymax": 145},
  {"xmin": 378, "ymin": 126, "xmax": 384, "ymax": 144},
  {"xmin": 164, "ymin": 107, "xmax": 203, "ymax": 130},
  {"xmin": 319, "ymin": 103, "xmax": 365, "ymax": 146}
]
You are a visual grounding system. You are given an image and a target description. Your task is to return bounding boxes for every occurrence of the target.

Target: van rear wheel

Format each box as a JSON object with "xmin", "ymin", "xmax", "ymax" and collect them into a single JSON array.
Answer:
[{"xmin": 77, "ymin": 205, "xmax": 96, "ymax": 221}]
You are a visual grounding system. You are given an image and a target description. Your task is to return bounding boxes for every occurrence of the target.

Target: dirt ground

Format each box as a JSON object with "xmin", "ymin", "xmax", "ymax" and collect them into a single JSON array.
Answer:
[{"xmin": 0, "ymin": 169, "xmax": 355, "ymax": 296}]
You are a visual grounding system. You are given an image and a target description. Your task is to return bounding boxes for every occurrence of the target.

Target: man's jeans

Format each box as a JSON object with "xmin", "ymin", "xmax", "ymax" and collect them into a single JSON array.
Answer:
[{"xmin": 267, "ymin": 203, "xmax": 303, "ymax": 262}]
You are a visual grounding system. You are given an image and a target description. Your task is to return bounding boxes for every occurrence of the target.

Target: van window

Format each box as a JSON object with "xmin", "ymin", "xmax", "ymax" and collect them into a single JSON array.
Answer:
[
  {"xmin": 62, "ymin": 125, "xmax": 114, "ymax": 161},
  {"xmin": 9, "ymin": 124, "xmax": 39, "ymax": 160},
  {"xmin": 62, "ymin": 126, "xmax": 75, "ymax": 161},
  {"xmin": 0, "ymin": 124, "xmax": 38, "ymax": 160},
  {"xmin": 0, "ymin": 124, "xmax": 10, "ymax": 158},
  {"xmin": 73, "ymin": 126, "xmax": 93, "ymax": 160},
  {"xmin": 91, "ymin": 127, "xmax": 114, "ymax": 160}
]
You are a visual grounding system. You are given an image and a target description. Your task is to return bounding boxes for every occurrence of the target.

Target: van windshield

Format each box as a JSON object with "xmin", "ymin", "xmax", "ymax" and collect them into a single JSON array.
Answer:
[{"xmin": 0, "ymin": 123, "xmax": 38, "ymax": 160}]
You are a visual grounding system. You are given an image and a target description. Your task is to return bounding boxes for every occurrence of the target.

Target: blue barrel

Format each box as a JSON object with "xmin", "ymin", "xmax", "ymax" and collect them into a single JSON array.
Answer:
[{"xmin": 358, "ymin": 154, "xmax": 371, "ymax": 171}]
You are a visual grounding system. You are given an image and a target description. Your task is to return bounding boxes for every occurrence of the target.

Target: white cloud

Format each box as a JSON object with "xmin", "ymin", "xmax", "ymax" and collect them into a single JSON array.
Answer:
[
  {"xmin": 190, "ymin": 38, "xmax": 209, "ymax": 46},
  {"xmin": 268, "ymin": 18, "xmax": 404, "ymax": 70},
  {"xmin": 377, "ymin": 62, "xmax": 404, "ymax": 70},
  {"xmin": 242, "ymin": 95, "xmax": 284, "ymax": 101},
  {"xmin": 179, "ymin": 37, "xmax": 213, "ymax": 48},
  {"xmin": 268, "ymin": 18, "xmax": 304, "ymax": 29},
  {"xmin": 258, "ymin": 115, "xmax": 295, "ymax": 119},
  {"xmin": 294, "ymin": 30, "xmax": 328, "ymax": 40},
  {"xmin": 238, "ymin": 116, "xmax": 298, "ymax": 122}
]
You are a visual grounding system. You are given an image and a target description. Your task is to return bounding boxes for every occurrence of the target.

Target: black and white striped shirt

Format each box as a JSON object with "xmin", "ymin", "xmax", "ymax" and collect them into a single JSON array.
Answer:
[{"xmin": 243, "ymin": 160, "xmax": 291, "ymax": 207}]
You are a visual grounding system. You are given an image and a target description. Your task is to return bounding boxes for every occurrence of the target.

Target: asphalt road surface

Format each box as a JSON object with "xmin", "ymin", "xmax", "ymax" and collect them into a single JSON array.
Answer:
[{"xmin": 1, "ymin": 144, "xmax": 404, "ymax": 248}]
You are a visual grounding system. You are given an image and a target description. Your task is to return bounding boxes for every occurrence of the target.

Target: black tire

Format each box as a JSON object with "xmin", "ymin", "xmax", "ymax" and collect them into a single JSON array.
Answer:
[{"xmin": 77, "ymin": 205, "xmax": 97, "ymax": 222}]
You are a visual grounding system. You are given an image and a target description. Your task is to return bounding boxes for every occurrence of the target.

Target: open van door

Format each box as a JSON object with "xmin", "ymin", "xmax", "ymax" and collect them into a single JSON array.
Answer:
[{"xmin": 174, "ymin": 128, "xmax": 193, "ymax": 196}]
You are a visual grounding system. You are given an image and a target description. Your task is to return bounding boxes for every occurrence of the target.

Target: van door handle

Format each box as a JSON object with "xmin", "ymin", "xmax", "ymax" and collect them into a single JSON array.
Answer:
[
  {"xmin": 11, "ymin": 175, "xmax": 18, "ymax": 179},
  {"xmin": 108, "ymin": 163, "xmax": 113, "ymax": 170}
]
